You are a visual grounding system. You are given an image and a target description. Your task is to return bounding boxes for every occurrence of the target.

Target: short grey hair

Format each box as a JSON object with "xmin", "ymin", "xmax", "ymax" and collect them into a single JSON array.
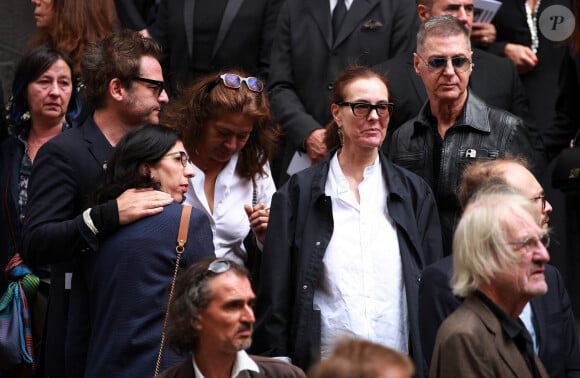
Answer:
[
  {"xmin": 416, "ymin": 15, "xmax": 471, "ymax": 55},
  {"xmin": 451, "ymin": 187, "xmax": 540, "ymax": 297}
]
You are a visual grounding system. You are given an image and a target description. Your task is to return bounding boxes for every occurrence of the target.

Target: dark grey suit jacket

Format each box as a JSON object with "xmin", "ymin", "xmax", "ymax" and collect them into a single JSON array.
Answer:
[
  {"xmin": 431, "ymin": 295, "xmax": 549, "ymax": 378},
  {"xmin": 156, "ymin": 355, "xmax": 306, "ymax": 378},
  {"xmin": 149, "ymin": 0, "xmax": 282, "ymax": 93},
  {"xmin": 269, "ymin": 0, "xmax": 418, "ymax": 182}
]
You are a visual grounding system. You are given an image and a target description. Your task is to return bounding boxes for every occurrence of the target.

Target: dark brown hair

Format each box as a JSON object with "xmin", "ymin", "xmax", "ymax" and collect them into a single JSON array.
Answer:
[{"xmin": 80, "ymin": 29, "xmax": 162, "ymax": 109}]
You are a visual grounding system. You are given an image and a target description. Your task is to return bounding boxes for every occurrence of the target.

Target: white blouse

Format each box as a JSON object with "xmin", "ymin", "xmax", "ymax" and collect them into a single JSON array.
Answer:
[{"xmin": 184, "ymin": 152, "xmax": 276, "ymax": 266}]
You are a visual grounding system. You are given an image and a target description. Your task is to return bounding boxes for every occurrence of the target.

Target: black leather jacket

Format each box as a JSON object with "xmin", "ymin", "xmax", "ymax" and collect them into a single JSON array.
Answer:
[{"xmin": 388, "ymin": 92, "xmax": 539, "ymax": 255}]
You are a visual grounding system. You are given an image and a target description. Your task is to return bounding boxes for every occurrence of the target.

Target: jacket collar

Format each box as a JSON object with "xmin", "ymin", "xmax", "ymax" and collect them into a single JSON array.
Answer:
[{"xmin": 413, "ymin": 91, "xmax": 492, "ymax": 137}]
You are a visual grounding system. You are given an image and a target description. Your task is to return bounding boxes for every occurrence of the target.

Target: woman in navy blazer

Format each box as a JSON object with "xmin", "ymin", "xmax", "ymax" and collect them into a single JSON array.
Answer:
[{"xmin": 66, "ymin": 124, "xmax": 215, "ymax": 377}]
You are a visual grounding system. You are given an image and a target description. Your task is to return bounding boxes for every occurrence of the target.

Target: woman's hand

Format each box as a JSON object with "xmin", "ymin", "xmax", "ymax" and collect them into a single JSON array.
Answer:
[
  {"xmin": 504, "ymin": 43, "xmax": 538, "ymax": 74},
  {"xmin": 244, "ymin": 203, "xmax": 270, "ymax": 244}
]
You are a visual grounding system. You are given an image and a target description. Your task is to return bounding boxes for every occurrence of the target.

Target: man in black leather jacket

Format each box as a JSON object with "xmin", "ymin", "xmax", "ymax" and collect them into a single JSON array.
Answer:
[{"xmin": 388, "ymin": 16, "xmax": 539, "ymax": 255}]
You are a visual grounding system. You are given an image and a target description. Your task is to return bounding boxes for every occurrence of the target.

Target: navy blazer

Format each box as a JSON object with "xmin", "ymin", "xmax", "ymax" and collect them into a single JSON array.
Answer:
[
  {"xmin": 268, "ymin": 0, "xmax": 418, "ymax": 182},
  {"xmin": 21, "ymin": 116, "xmax": 115, "ymax": 376},
  {"xmin": 149, "ymin": 0, "xmax": 283, "ymax": 93},
  {"xmin": 66, "ymin": 203, "xmax": 215, "ymax": 377},
  {"xmin": 419, "ymin": 255, "xmax": 580, "ymax": 377}
]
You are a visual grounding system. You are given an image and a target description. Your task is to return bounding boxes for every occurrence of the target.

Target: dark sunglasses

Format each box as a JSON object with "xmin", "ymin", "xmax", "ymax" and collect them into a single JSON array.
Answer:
[
  {"xmin": 163, "ymin": 151, "xmax": 191, "ymax": 168},
  {"xmin": 132, "ymin": 77, "xmax": 165, "ymax": 96},
  {"xmin": 416, "ymin": 54, "xmax": 472, "ymax": 73},
  {"xmin": 219, "ymin": 73, "xmax": 264, "ymax": 93},
  {"xmin": 336, "ymin": 101, "xmax": 394, "ymax": 119}
]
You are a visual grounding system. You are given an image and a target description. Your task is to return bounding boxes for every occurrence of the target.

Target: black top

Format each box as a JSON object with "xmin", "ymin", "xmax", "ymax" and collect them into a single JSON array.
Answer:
[{"xmin": 475, "ymin": 291, "xmax": 542, "ymax": 378}]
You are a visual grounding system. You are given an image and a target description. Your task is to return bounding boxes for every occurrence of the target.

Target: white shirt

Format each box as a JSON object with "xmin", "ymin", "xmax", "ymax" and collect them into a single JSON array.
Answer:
[
  {"xmin": 192, "ymin": 350, "xmax": 259, "ymax": 378},
  {"xmin": 314, "ymin": 154, "xmax": 409, "ymax": 358},
  {"xmin": 520, "ymin": 303, "xmax": 538, "ymax": 353},
  {"xmin": 329, "ymin": 0, "xmax": 354, "ymax": 12},
  {"xmin": 184, "ymin": 152, "xmax": 276, "ymax": 266}
]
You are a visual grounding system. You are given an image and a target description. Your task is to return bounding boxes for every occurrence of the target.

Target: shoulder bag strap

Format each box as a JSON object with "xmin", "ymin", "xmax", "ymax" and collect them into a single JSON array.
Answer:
[{"xmin": 155, "ymin": 205, "xmax": 192, "ymax": 375}]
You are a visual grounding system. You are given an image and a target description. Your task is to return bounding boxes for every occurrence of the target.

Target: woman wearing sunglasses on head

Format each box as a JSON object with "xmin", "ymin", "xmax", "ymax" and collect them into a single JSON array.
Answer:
[
  {"xmin": 66, "ymin": 124, "xmax": 215, "ymax": 377},
  {"xmin": 250, "ymin": 65, "xmax": 444, "ymax": 374},
  {"xmin": 161, "ymin": 70, "xmax": 279, "ymax": 283}
]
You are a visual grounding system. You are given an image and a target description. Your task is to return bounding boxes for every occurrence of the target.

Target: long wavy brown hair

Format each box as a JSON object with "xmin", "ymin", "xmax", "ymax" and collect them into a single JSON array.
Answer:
[{"xmin": 30, "ymin": 0, "xmax": 118, "ymax": 75}]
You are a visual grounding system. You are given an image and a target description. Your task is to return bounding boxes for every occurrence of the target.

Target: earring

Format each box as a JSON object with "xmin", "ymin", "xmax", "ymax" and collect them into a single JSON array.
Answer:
[{"xmin": 337, "ymin": 126, "xmax": 343, "ymax": 146}]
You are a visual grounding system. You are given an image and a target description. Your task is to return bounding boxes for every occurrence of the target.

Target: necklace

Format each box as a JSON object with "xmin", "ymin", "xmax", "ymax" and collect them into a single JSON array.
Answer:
[{"xmin": 525, "ymin": 0, "xmax": 542, "ymax": 54}]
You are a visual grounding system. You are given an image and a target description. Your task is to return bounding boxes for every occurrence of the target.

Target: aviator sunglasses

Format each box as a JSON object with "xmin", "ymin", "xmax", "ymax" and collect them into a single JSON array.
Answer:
[{"xmin": 416, "ymin": 54, "xmax": 473, "ymax": 73}]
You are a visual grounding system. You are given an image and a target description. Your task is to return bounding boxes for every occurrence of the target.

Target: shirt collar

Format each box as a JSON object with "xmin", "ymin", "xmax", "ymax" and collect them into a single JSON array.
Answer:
[{"xmin": 192, "ymin": 350, "xmax": 259, "ymax": 378}]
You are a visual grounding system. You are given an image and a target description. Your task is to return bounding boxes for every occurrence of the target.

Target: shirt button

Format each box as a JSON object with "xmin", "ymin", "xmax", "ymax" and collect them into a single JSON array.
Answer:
[
  {"xmin": 315, "ymin": 241, "xmax": 321, "ymax": 246},
  {"xmin": 302, "ymin": 284, "xmax": 308, "ymax": 290},
  {"xmin": 327, "ymin": 83, "xmax": 333, "ymax": 91}
]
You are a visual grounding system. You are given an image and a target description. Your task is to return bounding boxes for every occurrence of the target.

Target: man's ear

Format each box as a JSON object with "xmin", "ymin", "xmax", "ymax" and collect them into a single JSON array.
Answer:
[
  {"xmin": 417, "ymin": 5, "xmax": 431, "ymax": 22},
  {"xmin": 413, "ymin": 53, "xmax": 422, "ymax": 76},
  {"xmin": 109, "ymin": 78, "xmax": 125, "ymax": 102}
]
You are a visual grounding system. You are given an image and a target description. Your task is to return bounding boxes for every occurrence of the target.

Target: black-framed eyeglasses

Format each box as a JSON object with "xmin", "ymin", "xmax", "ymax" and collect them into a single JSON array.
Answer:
[
  {"xmin": 416, "ymin": 54, "xmax": 473, "ymax": 73},
  {"xmin": 208, "ymin": 258, "xmax": 232, "ymax": 274},
  {"xmin": 507, "ymin": 233, "xmax": 550, "ymax": 251},
  {"xmin": 530, "ymin": 194, "xmax": 547, "ymax": 211},
  {"xmin": 163, "ymin": 151, "xmax": 191, "ymax": 168},
  {"xmin": 219, "ymin": 73, "xmax": 264, "ymax": 93},
  {"xmin": 335, "ymin": 101, "xmax": 394, "ymax": 119},
  {"xmin": 132, "ymin": 77, "xmax": 165, "ymax": 96}
]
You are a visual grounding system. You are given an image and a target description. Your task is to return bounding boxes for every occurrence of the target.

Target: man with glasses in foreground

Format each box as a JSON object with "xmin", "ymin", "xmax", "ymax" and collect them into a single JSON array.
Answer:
[
  {"xmin": 420, "ymin": 157, "xmax": 580, "ymax": 376},
  {"xmin": 156, "ymin": 258, "xmax": 306, "ymax": 378},
  {"xmin": 430, "ymin": 187, "xmax": 551, "ymax": 377},
  {"xmin": 388, "ymin": 15, "xmax": 538, "ymax": 256},
  {"xmin": 22, "ymin": 30, "xmax": 171, "ymax": 375}
]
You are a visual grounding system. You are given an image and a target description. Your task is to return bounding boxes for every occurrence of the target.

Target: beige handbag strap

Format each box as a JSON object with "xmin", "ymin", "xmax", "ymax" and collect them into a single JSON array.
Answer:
[{"xmin": 155, "ymin": 205, "xmax": 192, "ymax": 376}]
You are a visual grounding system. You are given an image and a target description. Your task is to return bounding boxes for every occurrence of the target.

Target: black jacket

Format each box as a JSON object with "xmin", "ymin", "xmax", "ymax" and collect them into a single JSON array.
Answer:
[
  {"xmin": 389, "ymin": 92, "xmax": 538, "ymax": 255},
  {"xmin": 251, "ymin": 151, "xmax": 443, "ymax": 376}
]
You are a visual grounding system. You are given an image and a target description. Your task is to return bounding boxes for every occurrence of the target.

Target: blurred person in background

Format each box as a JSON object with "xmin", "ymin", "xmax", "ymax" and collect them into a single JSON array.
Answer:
[{"xmin": 308, "ymin": 338, "xmax": 415, "ymax": 378}]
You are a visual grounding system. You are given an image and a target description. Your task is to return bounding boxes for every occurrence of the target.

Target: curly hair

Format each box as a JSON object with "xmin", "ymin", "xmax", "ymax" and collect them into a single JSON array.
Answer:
[
  {"xmin": 165, "ymin": 258, "xmax": 250, "ymax": 355},
  {"xmin": 81, "ymin": 29, "xmax": 162, "ymax": 109},
  {"xmin": 8, "ymin": 45, "xmax": 80, "ymax": 131},
  {"xmin": 30, "ymin": 0, "xmax": 118, "ymax": 75},
  {"xmin": 160, "ymin": 70, "xmax": 279, "ymax": 181},
  {"xmin": 93, "ymin": 124, "xmax": 179, "ymax": 204}
]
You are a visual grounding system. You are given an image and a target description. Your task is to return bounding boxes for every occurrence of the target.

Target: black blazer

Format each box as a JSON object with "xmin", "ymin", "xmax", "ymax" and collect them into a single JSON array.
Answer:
[
  {"xmin": 149, "ymin": 0, "xmax": 283, "ymax": 93},
  {"xmin": 419, "ymin": 255, "xmax": 580, "ymax": 378},
  {"xmin": 268, "ymin": 0, "xmax": 418, "ymax": 182},
  {"xmin": 114, "ymin": 0, "xmax": 158, "ymax": 30},
  {"xmin": 21, "ymin": 117, "xmax": 115, "ymax": 376},
  {"xmin": 374, "ymin": 48, "xmax": 543, "ymax": 156}
]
